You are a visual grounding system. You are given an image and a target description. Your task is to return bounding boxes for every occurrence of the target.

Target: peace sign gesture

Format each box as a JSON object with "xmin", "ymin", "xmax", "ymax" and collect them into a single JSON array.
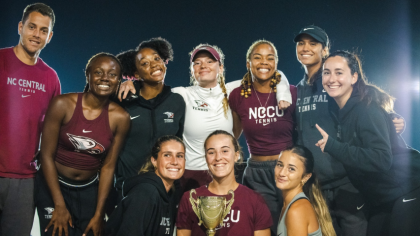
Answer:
[{"xmin": 315, "ymin": 124, "xmax": 329, "ymax": 152}]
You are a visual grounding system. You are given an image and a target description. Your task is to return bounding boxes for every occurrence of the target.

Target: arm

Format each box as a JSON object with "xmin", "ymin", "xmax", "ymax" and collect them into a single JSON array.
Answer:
[
  {"xmin": 109, "ymin": 188, "xmax": 155, "ymax": 236},
  {"xmin": 117, "ymin": 80, "xmax": 136, "ymax": 101},
  {"xmin": 276, "ymin": 70, "xmax": 292, "ymax": 108},
  {"xmin": 285, "ymin": 201, "xmax": 312, "ymax": 236},
  {"xmin": 175, "ymin": 97, "xmax": 186, "ymax": 139},
  {"xmin": 232, "ymin": 110, "xmax": 243, "ymax": 139},
  {"xmin": 177, "ymin": 229, "xmax": 192, "ymax": 236},
  {"xmin": 254, "ymin": 229, "xmax": 270, "ymax": 236},
  {"xmin": 83, "ymin": 108, "xmax": 130, "ymax": 236},
  {"xmin": 40, "ymin": 96, "xmax": 73, "ymax": 236},
  {"xmin": 319, "ymin": 106, "xmax": 394, "ymax": 172}
]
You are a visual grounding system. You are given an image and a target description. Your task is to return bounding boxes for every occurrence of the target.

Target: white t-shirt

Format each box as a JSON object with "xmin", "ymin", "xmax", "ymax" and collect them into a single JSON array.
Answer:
[{"xmin": 173, "ymin": 71, "xmax": 291, "ymax": 170}]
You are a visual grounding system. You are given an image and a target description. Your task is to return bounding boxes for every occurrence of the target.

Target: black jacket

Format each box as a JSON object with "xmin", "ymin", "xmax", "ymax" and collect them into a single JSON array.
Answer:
[
  {"xmin": 296, "ymin": 70, "xmax": 349, "ymax": 189},
  {"xmin": 324, "ymin": 89, "xmax": 420, "ymax": 206},
  {"xmin": 105, "ymin": 172, "xmax": 176, "ymax": 236},
  {"xmin": 116, "ymin": 84, "xmax": 185, "ymax": 189}
]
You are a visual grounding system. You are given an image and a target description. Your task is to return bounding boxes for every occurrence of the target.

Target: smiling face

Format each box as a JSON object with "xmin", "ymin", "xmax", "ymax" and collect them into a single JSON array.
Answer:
[
  {"xmin": 151, "ymin": 140, "xmax": 186, "ymax": 183},
  {"xmin": 296, "ymin": 34, "xmax": 326, "ymax": 69},
  {"xmin": 18, "ymin": 11, "xmax": 53, "ymax": 56},
  {"xmin": 205, "ymin": 134, "xmax": 239, "ymax": 179},
  {"xmin": 86, "ymin": 56, "xmax": 121, "ymax": 97},
  {"xmin": 322, "ymin": 56, "xmax": 358, "ymax": 108},
  {"xmin": 191, "ymin": 51, "xmax": 223, "ymax": 88},
  {"xmin": 275, "ymin": 150, "xmax": 311, "ymax": 192},
  {"xmin": 247, "ymin": 43, "xmax": 278, "ymax": 81},
  {"xmin": 134, "ymin": 47, "xmax": 167, "ymax": 84}
]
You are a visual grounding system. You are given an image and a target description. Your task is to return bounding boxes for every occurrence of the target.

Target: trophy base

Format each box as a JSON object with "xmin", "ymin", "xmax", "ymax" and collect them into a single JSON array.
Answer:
[{"xmin": 206, "ymin": 229, "xmax": 216, "ymax": 236}]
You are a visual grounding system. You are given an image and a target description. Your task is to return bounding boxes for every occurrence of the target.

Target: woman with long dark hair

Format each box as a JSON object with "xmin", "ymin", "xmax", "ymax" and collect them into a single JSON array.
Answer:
[
  {"xmin": 275, "ymin": 146, "xmax": 335, "ymax": 236},
  {"xmin": 36, "ymin": 53, "xmax": 130, "ymax": 236},
  {"xmin": 316, "ymin": 50, "xmax": 420, "ymax": 235},
  {"xmin": 105, "ymin": 135, "xmax": 185, "ymax": 236}
]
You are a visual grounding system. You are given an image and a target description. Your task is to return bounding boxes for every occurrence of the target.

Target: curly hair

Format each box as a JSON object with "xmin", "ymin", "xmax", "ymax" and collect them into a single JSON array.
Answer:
[{"xmin": 118, "ymin": 37, "xmax": 174, "ymax": 78}]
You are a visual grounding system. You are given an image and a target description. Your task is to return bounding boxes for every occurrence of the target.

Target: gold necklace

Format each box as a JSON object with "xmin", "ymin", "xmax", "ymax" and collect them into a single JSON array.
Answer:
[{"xmin": 254, "ymin": 86, "xmax": 272, "ymax": 107}]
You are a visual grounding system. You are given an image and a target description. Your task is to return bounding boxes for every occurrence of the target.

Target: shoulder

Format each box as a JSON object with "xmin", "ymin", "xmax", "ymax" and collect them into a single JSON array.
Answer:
[
  {"xmin": 229, "ymin": 86, "xmax": 242, "ymax": 98},
  {"xmin": 285, "ymin": 198, "xmax": 313, "ymax": 222},
  {"xmin": 109, "ymin": 102, "xmax": 130, "ymax": 120},
  {"xmin": 237, "ymin": 185, "xmax": 265, "ymax": 203},
  {"xmin": 168, "ymin": 92, "xmax": 186, "ymax": 103},
  {"xmin": 50, "ymin": 93, "xmax": 77, "ymax": 108},
  {"xmin": 37, "ymin": 58, "xmax": 59, "ymax": 79}
]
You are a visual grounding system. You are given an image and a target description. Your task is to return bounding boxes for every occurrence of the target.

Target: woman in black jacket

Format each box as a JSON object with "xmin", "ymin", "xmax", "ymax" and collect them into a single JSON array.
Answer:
[
  {"xmin": 105, "ymin": 135, "xmax": 185, "ymax": 236},
  {"xmin": 315, "ymin": 50, "xmax": 420, "ymax": 236},
  {"xmin": 113, "ymin": 38, "xmax": 186, "ymax": 198}
]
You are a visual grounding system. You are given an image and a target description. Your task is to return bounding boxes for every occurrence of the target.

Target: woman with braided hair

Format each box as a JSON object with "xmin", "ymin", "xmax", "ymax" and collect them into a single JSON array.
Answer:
[
  {"xmin": 229, "ymin": 39, "xmax": 297, "ymax": 236},
  {"xmin": 118, "ymin": 43, "xmax": 292, "ymax": 194}
]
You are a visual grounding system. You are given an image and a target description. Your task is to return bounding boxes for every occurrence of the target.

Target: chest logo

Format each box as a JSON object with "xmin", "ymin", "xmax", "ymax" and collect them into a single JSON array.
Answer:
[
  {"xmin": 193, "ymin": 100, "xmax": 209, "ymax": 112},
  {"xmin": 67, "ymin": 133, "xmax": 105, "ymax": 154},
  {"xmin": 163, "ymin": 112, "xmax": 174, "ymax": 123}
]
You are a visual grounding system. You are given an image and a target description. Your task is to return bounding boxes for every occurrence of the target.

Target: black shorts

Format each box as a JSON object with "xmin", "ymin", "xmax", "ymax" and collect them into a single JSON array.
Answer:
[{"xmin": 35, "ymin": 170, "xmax": 98, "ymax": 236}]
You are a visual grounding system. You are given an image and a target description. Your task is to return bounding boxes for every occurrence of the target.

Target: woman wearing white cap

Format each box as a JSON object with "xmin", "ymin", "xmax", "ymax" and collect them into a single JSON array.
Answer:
[{"xmin": 118, "ymin": 43, "xmax": 292, "ymax": 193}]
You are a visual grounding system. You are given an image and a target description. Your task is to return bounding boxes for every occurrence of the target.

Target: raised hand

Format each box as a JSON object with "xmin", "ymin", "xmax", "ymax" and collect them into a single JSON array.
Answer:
[{"xmin": 315, "ymin": 124, "xmax": 329, "ymax": 153}]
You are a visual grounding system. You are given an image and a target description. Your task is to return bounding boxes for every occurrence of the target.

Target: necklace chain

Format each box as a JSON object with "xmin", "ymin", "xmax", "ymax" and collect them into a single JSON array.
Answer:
[{"xmin": 254, "ymin": 86, "xmax": 272, "ymax": 108}]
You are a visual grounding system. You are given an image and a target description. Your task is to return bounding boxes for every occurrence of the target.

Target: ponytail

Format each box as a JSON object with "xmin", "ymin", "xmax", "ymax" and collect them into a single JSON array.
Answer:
[{"xmin": 303, "ymin": 174, "xmax": 336, "ymax": 236}]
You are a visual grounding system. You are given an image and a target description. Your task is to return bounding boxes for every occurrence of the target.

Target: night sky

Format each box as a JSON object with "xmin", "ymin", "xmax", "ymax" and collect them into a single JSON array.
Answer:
[{"xmin": 2, "ymin": 0, "xmax": 419, "ymax": 153}]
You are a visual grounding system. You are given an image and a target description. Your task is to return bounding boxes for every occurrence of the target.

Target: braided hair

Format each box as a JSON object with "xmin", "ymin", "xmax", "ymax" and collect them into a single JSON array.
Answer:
[
  {"xmin": 241, "ymin": 40, "xmax": 281, "ymax": 98},
  {"xmin": 189, "ymin": 44, "xmax": 229, "ymax": 118}
]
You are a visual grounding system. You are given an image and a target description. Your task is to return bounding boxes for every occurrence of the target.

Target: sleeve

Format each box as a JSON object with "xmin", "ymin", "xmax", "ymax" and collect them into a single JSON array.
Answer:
[
  {"xmin": 275, "ymin": 70, "xmax": 292, "ymax": 104},
  {"xmin": 172, "ymin": 86, "xmax": 188, "ymax": 101},
  {"xmin": 176, "ymin": 192, "xmax": 195, "ymax": 229},
  {"xmin": 324, "ymin": 105, "xmax": 394, "ymax": 172},
  {"xmin": 176, "ymin": 95, "xmax": 186, "ymax": 139},
  {"xmin": 225, "ymin": 80, "xmax": 242, "ymax": 93},
  {"xmin": 253, "ymin": 192, "xmax": 273, "ymax": 230},
  {"xmin": 228, "ymin": 88, "xmax": 240, "ymax": 113},
  {"xmin": 51, "ymin": 70, "xmax": 61, "ymax": 97},
  {"xmin": 105, "ymin": 187, "xmax": 156, "ymax": 236}
]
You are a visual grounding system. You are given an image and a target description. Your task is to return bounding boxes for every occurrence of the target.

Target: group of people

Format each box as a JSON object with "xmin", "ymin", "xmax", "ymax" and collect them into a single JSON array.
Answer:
[{"xmin": 1, "ymin": 3, "xmax": 420, "ymax": 236}]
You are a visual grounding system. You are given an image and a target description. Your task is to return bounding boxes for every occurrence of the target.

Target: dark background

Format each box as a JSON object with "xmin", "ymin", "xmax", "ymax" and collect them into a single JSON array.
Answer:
[{"xmin": 2, "ymin": 0, "xmax": 419, "ymax": 156}]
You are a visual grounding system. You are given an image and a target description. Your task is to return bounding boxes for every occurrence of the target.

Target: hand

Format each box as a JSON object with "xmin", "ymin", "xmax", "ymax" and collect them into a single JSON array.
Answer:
[
  {"xmin": 45, "ymin": 205, "xmax": 72, "ymax": 236},
  {"xmin": 393, "ymin": 117, "xmax": 405, "ymax": 134},
  {"xmin": 83, "ymin": 215, "xmax": 104, "ymax": 236},
  {"xmin": 117, "ymin": 80, "xmax": 136, "ymax": 102},
  {"xmin": 278, "ymin": 100, "xmax": 291, "ymax": 110},
  {"xmin": 315, "ymin": 124, "xmax": 329, "ymax": 152}
]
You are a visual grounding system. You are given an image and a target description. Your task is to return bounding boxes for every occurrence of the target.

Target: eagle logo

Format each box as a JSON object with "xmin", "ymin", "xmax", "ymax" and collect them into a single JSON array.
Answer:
[
  {"xmin": 44, "ymin": 207, "xmax": 54, "ymax": 214},
  {"xmin": 67, "ymin": 133, "xmax": 105, "ymax": 154},
  {"xmin": 163, "ymin": 112, "xmax": 174, "ymax": 118},
  {"xmin": 195, "ymin": 100, "xmax": 209, "ymax": 107}
]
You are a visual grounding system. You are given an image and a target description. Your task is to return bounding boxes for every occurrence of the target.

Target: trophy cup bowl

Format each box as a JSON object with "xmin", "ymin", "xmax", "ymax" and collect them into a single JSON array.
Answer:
[{"xmin": 189, "ymin": 189, "xmax": 235, "ymax": 236}]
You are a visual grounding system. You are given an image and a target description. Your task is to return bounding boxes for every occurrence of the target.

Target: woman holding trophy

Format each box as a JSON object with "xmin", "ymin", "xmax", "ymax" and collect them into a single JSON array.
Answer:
[{"xmin": 176, "ymin": 130, "xmax": 272, "ymax": 236}]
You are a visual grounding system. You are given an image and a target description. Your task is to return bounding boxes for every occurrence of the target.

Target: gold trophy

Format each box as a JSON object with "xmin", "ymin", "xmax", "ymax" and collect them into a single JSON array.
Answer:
[{"xmin": 189, "ymin": 189, "xmax": 235, "ymax": 236}]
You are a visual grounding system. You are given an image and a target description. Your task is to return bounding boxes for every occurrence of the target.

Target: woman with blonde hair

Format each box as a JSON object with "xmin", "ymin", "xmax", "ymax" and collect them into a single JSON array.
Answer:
[{"xmin": 275, "ymin": 145, "xmax": 335, "ymax": 236}]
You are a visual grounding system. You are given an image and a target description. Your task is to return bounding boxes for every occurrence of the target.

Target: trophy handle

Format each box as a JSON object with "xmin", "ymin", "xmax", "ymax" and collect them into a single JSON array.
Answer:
[
  {"xmin": 189, "ymin": 189, "xmax": 203, "ymax": 226},
  {"xmin": 220, "ymin": 190, "xmax": 235, "ymax": 227}
]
